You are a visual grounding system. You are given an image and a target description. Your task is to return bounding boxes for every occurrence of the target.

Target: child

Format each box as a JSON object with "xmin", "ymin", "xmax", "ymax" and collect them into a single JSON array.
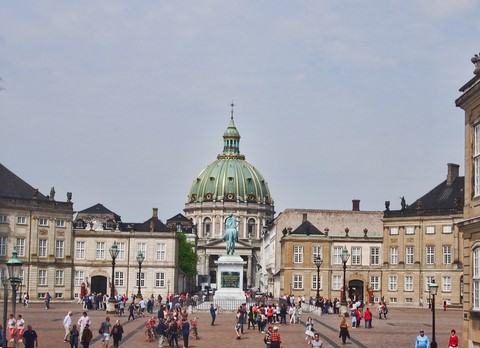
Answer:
[
  {"xmin": 235, "ymin": 318, "xmax": 242, "ymax": 340},
  {"xmin": 305, "ymin": 317, "xmax": 315, "ymax": 344},
  {"xmin": 351, "ymin": 310, "xmax": 357, "ymax": 329}
]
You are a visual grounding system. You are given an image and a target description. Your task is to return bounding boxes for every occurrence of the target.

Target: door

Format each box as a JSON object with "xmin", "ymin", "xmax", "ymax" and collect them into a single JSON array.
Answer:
[{"xmin": 91, "ymin": 275, "xmax": 107, "ymax": 295}]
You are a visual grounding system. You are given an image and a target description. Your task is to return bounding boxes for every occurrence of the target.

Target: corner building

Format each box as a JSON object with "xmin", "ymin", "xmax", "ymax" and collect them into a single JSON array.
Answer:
[{"xmin": 184, "ymin": 113, "xmax": 275, "ymax": 289}]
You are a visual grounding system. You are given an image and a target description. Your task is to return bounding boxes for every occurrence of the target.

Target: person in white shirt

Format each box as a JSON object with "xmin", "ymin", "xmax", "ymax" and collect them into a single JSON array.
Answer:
[
  {"xmin": 7, "ymin": 314, "xmax": 16, "ymax": 342},
  {"xmin": 77, "ymin": 311, "xmax": 91, "ymax": 338},
  {"xmin": 16, "ymin": 315, "xmax": 25, "ymax": 343},
  {"xmin": 63, "ymin": 311, "xmax": 73, "ymax": 342}
]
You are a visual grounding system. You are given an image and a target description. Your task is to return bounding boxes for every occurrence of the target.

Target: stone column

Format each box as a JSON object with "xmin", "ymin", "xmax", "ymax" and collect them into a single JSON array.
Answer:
[{"xmin": 247, "ymin": 254, "xmax": 252, "ymax": 288}]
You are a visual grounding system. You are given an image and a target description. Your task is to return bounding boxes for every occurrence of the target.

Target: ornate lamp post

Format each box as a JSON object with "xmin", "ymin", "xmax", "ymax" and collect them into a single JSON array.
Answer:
[
  {"xmin": 2, "ymin": 276, "xmax": 8, "ymax": 348},
  {"xmin": 136, "ymin": 251, "xmax": 145, "ymax": 301},
  {"xmin": 340, "ymin": 246, "xmax": 350, "ymax": 316},
  {"xmin": 7, "ymin": 247, "xmax": 23, "ymax": 322},
  {"xmin": 314, "ymin": 255, "xmax": 323, "ymax": 304},
  {"xmin": 107, "ymin": 242, "xmax": 119, "ymax": 313},
  {"xmin": 429, "ymin": 280, "xmax": 439, "ymax": 348}
]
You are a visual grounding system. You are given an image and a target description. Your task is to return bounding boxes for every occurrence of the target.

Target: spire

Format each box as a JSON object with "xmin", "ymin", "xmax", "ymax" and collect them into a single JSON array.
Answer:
[{"xmin": 218, "ymin": 103, "xmax": 245, "ymax": 160}]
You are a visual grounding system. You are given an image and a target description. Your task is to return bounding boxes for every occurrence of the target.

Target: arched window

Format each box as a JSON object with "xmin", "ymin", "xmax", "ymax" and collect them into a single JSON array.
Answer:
[
  {"xmin": 203, "ymin": 217, "xmax": 212, "ymax": 237},
  {"xmin": 247, "ymin": 218, "xmax": 256, "ymax": 237}
]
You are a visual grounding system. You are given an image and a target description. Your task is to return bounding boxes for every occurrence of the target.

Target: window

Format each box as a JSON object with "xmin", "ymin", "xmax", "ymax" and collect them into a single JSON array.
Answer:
[
  {"xmin": 294, "ymin": 246, "xmax": 304, "ymax": 263},
  {"xmin": 405, "ymin": 226, "xmax": 415, "ymax": 235},
  {"xmin": 426, "ymin": 276, "xmax": 436, "ymax": 291},
  {"xmin": 106, "ymin": 220, "xmax": 114, "ymax": 230},
  {"xmin": 203, "ymin": 217, "xmax": 211, "ymax": 236},
  {"xmin": 389, "ymin": 275, "xmax": 397, "ymax": 291},
  {"xmin": 443, "ymin": 276, "xmax": 452, "ymax": 292},
  {"xmin": 38, "ymin": 270, "xmax": 47, "ymax": 285},
  {"xmin": 443, "ymin": 245, "xmax": 452, "ymax": 265},
  {"xmin": 55, "ymin": 270, "xmax": 64, "ymax": 286},
  {"xmin": 370, "ymin": 247, "xmax": 380, "ymax": 266},
  {"xmin": 390, "ymin": 227, "xmax": 398, "ymax": 235},
  {"xmin": 390, "ymin": 247, "xmax": 398, "ymax": 265},
  {"xmin": 426, "ymin": 246, "xmax": 435, "ymax": 265},
  {"xmin": 405, "ymin": 298, "xmax": 413, "ymax": 304},
  {"xmin": 312, "ymin": 246, "xmax": 322, "ymax": 262},
  {"xmin": 426, "ymin": 226, "xmax": 435, "ymax": 234},
  {"xmin": 137, "ymin": 243, "xmax": 147, "ymax": 260},
  {"xmin": 39, "ymin": 218, "xmax": 49, "ymax": 226},
  {"xmin": 475, "ymin": 248, "xmax": 480, "ymax": 309},
  {"xmin": 390, "ymin": 297, "xmax": 397, "ymax": 304},
  {"xmin": 74, "ymin": 271, "xmax": 84, "ymax": 286},
  {"xmin": 17, "ymin": 216, "xmax": 26, "ymax": 225},
  {"xmin": 115, "ymin": 271, "xmax": 124, "ymax": 287},
  {"xmin": 96, "ymin": 242, "xmax": 105, "ymax": 259},
  {"xmin": 333, "ymin": 246, "xmax": 343, "ymax": 265},
  {"xmin": 332, "ymin": 275, "xmax": 342, "ymax": 290},
  {"xmin": 293, "ymin": 274, "xmax": 303, "ymax": 289},
  {"xmin": 405, "ymin": 246, "xmax": 414, "ymax": 265},
  {"xmin": 38, "ymin": 240, "xmax": 47, "ymax": 257},
  {"xmin": 247, "ymin": 218, "xmax": 256, "ymax": 236},
  {"xmin": 75, "ymin": 219, "xmax": 85, "ymax": 228},
  {"xmin": 0, "ymin": 237, "xmax": 6, "ymax": 256},
  {"xmin": 351, "ymin": 247, "xmax": 362, "ymax": 265},
  {"xmin": 55, "ymin": 240, "xmax": 64, "ymax": 258},
  {"xmin": 56, "ymin": 219, "xmax": 66, "ymax": 228},
  {"xmin": 76, "ymin": 241, "xmax": 85, "ymax": 259},
  {"xmin": 55, "ymin": 292, "xmax": 63, "ymax": 299},
  {"xmin": 117, "ymin": 242, "xmax": 125, "ymax": 260},
  {"xmin": 136, "ymin": 272, "xmax": 145, "ymax": 287},
  {"xmin": 155, "ymin": 272, "xmax": 165, "ymax": 287},
  {"xmin": 312, "ymin": 274, "xmax": 322, "ymax": 290},
  {"xmin": 156, "ymin": 243, "xmax": 166, "ymax": 261},
  {"xmin": 16, "ymin": 238, "xmax": 26, "ymax": 257},
  {"xmin": 405, "ymin": 275, "xmax": 413, "ymax": 291},
  {"xmin": 475, "ymin": 124, "xmax": 480, "ymax": 197},
  {"xmin": 370, "ymin": 275, "xmax": 380, "ymax": 291},
  {"xmin": 442, "ymin": 225, "xmax": 452, "ymax": 234},
  {"xmin": 0, "ymin": 215, "xmax": 7, "ymax": 223}
]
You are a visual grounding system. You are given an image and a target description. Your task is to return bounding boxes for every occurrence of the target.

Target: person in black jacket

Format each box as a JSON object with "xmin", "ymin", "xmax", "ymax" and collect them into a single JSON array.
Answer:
[{"xmin": 111, "ymin": 320, "xmax": 124, "ymax": 348}]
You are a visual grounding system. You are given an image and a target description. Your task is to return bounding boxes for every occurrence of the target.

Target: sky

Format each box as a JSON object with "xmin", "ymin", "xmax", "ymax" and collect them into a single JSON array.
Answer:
[{"xmin": 1, "ymin": 1, "xmax": 479, "ymax": 222}]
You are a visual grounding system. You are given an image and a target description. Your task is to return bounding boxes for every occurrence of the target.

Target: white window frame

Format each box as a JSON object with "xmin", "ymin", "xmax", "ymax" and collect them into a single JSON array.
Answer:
[
  {"xmin": 156, "ymin": 243, "xmax": 166, "ymax": 261},
  {"xmin": 426, "ymin": 246, "xmax": 435, "ymax": 265},
  {"xmin": 38, "ymin": 270, "xmax": 47, "ymax": 286},
  {"xmin": 39, "ymin": 218, "xmax": 49, "ymax": 226},
  {"xmin": 293, "ymin": 246, "xmax": 304, "ymax": 264},
  {"xmin": 312, "ymin": 246, "xmax": 322, "ymax": 262},
  {"xmin": 390, "ymin": 247, "xmax": 398, "ymax": 265},
  {"xmin": 474, "ymin": 124, "xmax": 480, "ymax": 197},
  {"xmin": 115, "ymin": 271, "xmax": 124, "ymax": 287},
  {"xmin": 312, "ymin": 274, "xmax": 322, "ymax": 290},
  {"xmin": 0, "ymin": 215, "xmax": 7, "ymax": 223},
  {"xmin": 38, "ymin": 239, "xmax": 47, "ymax": 257},
  {"xmin": 370, "ymin": 275, "xmax": 380, "ymax": 291},
  {"xmin": 55, "ymin": 270, "xmax": 64, "ymax": 286},
  {"xmin": 293, "ymin": 274, "xmax": 303, "ymax": 290},
  {"xmin": 76, "ymin": 241, "xmax": 85, "ymax": 259},
  {"xmin": 442, "ymin": 276, "xmax": 452, "ymax": 292},
  {"xmin": 117, "ymin": 242, "xmax": 125, "ymax": 260},
  {"xmin": 137, "ymin": 243, "xmax": 147, "ymax": 260},
  {"xmin": 96, "ymin": 242, "xmax": 105, "ymax": 260},
  {"xmin": 55, "ymin": 240, "xmax": 64, "ymax": 258},
  {"xmin": 17, "ymin": 216, "xmax": 26, "ymax": 225},
  {"xmin": 0, "ymin": 237, "xmax": 6, "ymax": 256},
  {"xmin": 426, "ymin": 226, "xmax": 435, "ymax": 234},
  {"xmin": 405, "ymin": 275, "xmax": 413, "ymax": 291},
  {"xmin": 406, "ymin": 246, "xmax": 414, "ymax": 265},
  {"xmin": 473, "ymin": 248, "xmax": 480, "ymax": 309},
  {"xmin": 74, "ymin": 271, "xmax": 84, "ymax": 286},
  {"xmin": 426, "ymin": 276, "xmax": 436, "ymax": 292},
  {"xmin": 351, "ymin": 247, "xmax": 362, "ymax": 265},
  {"xmin": 442, "ymin": 225, "xmax": 452, "ymax": 234},
  {"xmin": 16, "ymin": 238, "xmax": 26, "ymax": 257},
  {"xmin": 136, "ymin": 272, "xmax": 145, "ymax": 287},
  {"xmin": 390, "ymin": 227, "xmax": 399, "ymax": 235},
  {"xmin": 333, "ymin": 246, "xmax": 343, "ymax": 265},
  {"xmin": 332, "ymin": 275, "xmax": 342, "ymax": 290},
  {"xmin": 443, "ymin": 245, "xmax": 452, "ymax": 265},
  {"xmin": 56, "ymin": 219, "xmax": 66, "ymax": 228},
  {"xmin": 155, "ymin": 272, "xmax": 165, "ymax": 287},
  {"xmin": 405, "ymin": 226, "xmax": 415, "ymax": 235},
  {"xmin": 370, "ymin": 247, "xmax": 380, "ymax": 266},
  {"xmin": 389, "ymin": 275, "xmax": 397, "ymax": 291}
]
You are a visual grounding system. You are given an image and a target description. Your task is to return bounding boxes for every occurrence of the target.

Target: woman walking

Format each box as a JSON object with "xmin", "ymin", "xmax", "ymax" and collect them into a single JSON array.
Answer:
[{"xmin": 339, "ymin": 316, "xmax": 350, "ymax": 345}]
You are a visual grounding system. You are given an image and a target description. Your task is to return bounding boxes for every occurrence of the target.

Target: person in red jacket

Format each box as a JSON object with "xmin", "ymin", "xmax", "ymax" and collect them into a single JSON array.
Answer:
[
  {"xmin": 364, "ymin": 308, "xmax": 373, "ymax": 328},
  {"xmin": 448, "ymin": 329, "xmax": 459, "ymax": 348}
]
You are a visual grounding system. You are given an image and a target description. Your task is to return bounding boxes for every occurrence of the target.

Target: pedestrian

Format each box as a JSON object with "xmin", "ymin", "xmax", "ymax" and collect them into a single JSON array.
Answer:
[
  {"xmin": 419, "ymin": 297, "xmax": 424, "ymax": 307},
  {"xmin": 383, "ymin": 303, "xmax": 388, "ymax": 319},
  {"xmin": 364, "ymin": 307, "xmax": 373, "ymax": 328},
  {"xmin": 23, "ymin": 293, "xmax": 29, "ymax": 307},
  {"xmin": 355, "ymin": 308, "xmax": 362, "ymax": 328},
  {"xmin": 350, "ymin": 309, "xmax": 357, "ymax": 328},
  {"xmin": 80, "ymin": 323, "xmax": 93, "ymax": 348},
  {"xmin": 111, "ymin": 319, "xmax": 124, "ymax": 348},
  {"xmin": 310, "ymin": 333, "xmax": 324, "ymax": 348},
  {"xmin": 128, "ymin": 302, "xmax": 136, "ymax": 321},
  {"xmin": 234, "ymin": 317, "xmax": 242, "ymax": 340},
  {"xmin": 414, "ymin": 329, "xmax": 430, "ymax": 348},
  {"xmin": 443, "ymin": 300, "xmax": 447, "ymax": 312},
  {"xmin": 64, "ymin": 311, "xmax": 73, "ymax": 342},
  {"xmin": 448, "ymin": 329, "xmax": 459, "ymax": 348},
  {"xmin": 210, "ymin": 303, "xmax": 217, "ymax": 326},
  {"xmin": 181, "ymin": 317, "xmax": 190, "ymax": 347},
  {"xmin": 77, "ymin": 311, "xmax": 91, "ymax": 339},
  {"xmin": 45, "ymin": 292, "xmax": 52, "ymax": 309},
  {"xmin": 269, "ymin": 326, "xmax": 282, "ymax": 348},
  {"xmin": 16, "ymin": 314, "xmax": 25, "ymax": 343},
  {"xmin": 156, "ymin": 318, "xmax": 167, "ymax": 348},
  {"xmin": 264, "ymin": 326, "xmax": 272, "ymax": 348},
  {"xmin": 377, "ymin": 303, "xmax": 383, "ymax": 319},
  {"xmin": 305, "ymin": 316, "xmax": 314, "ymax": 344},
  {"xmin": 100, "ymin": 316, "xmax": 112, "ymax": 348},
  {"xmin": 0, "ymin": 324, "xmax": 3, "ymax": 345},
  {"xmin": 22, "ymin": 324, "xmax": 38, "ymax": 348},
  {"xmin": 69, "ymin": 324, "xmax": 80, "ymax": 348},
  {"xmin": 339, "ymin": 316, "xmax": 350, "ymax": 345},
  {"xmin": 7, "ymin": 313, "xmax": 16, "ymax": 343},
  {"xmin": 167, "ymin": 317, "xmax": 180, "ymax": 348}
]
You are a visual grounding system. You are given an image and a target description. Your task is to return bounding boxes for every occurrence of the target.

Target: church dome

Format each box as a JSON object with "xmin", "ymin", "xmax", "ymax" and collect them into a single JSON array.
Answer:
[{"xmin": 188, "ymin": 115, "xmax": 273, "ymax": 205}]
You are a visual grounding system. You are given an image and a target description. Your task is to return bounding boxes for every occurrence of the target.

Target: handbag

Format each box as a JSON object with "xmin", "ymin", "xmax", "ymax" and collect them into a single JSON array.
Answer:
[
  {"xmin": 305, "ymin": 329, "xmax": 314, "ymax": 337},
  {"xmin": 98, "ymin": 328, "xmax": 103, "ymax": 335}
]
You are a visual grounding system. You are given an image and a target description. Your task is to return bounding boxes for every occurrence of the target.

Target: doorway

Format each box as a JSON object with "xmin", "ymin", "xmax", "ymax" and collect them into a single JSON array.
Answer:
[
  {"xmin": 91, "ymin": 275, "xmax": 107, "ymax": 295},
  {"xmin": 348, "ymin": 279, "xmax": 364, "ymax": 303}
]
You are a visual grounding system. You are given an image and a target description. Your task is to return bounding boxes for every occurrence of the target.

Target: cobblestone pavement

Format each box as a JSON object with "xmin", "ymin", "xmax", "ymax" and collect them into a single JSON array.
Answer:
[{"xmin": 3, "ymin": 302, "xmax": 462, "ymax": 348}]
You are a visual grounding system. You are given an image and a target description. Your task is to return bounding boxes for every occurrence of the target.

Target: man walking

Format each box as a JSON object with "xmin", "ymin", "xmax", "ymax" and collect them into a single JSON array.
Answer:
[
  {"xmin": 22, "ymin": 324, "xmax": 38, "ymax": 348},
  {"xmin": 77, "ymin": 311, "xmax": 91, "ymax": 339},
  {"xmin": 415, "ymin": 329, "xmax": 430, "ymax": 348},
  {"xmin": 63, "ymin": 311, "xmax": 73, "ymax": 342},
  {"xmin": 210, "ymin": 304, "xmax": 217, "ymax": 326}
]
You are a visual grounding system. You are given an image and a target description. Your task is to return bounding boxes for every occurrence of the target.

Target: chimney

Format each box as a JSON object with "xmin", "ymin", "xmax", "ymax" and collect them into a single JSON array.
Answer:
[
  {"xmin": 352, "ymin": 199, "xmax": 360, "ymax": 211},
  {"xmin": 152, "ymin": 208, "xmax": 158, "ymax": 218},
  {"xmin": 447, "ymin": 163, "xmax": 460, "ymax": 186},
  {"xmin": 302, "ymin": 213, "xmax": 308, "ymax": 222}
]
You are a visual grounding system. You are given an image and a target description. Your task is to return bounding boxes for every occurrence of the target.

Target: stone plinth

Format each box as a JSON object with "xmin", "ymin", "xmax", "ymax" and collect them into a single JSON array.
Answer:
[{"xmin": 214, "ymin": 255, "xmax": 246, "ymax": 302}]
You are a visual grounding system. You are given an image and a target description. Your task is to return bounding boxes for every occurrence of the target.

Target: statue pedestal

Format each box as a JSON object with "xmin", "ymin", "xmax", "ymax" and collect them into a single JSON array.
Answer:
[{"xmin": 213, "ymin": 255, "xmax": 246, "ymax": 308}]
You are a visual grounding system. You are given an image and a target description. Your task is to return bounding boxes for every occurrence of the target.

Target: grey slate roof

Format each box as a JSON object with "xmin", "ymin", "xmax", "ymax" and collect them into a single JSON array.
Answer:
[
  {"xmin": 77, "ymin": 203, "xmax": 121, "ymax": 221},
  {"xmin": 290, "ymin": 220, "xmax": 325, "ymax": 236},
  {"xmin": 0, "ymin": 162, "xmax": 47, "ymax": 200}
]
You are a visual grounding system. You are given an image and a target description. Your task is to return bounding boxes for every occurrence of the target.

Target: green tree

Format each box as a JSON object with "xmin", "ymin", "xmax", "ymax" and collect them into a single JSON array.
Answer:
[{"xmin": 178, "ymin": 232, "xmax": 198, "ymax": 277}]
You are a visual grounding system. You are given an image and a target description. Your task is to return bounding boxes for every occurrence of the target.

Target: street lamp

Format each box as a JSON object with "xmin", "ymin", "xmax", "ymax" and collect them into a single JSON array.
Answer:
[
  {"xmin": 340, "ymin": 246, "xmax": 350, "ymax": 316},
  {"xmin": 429, "ymin": 280, "xmax": 439, "ymax": 348},
  {"xmin": 7, "ymin": 247, "xmax": 23, "ymax": 320},
  {"xmin": 107, "ymin": 242, "xmax": 119, "ymax": 313},
  {"xmin": 314, "ymin": 255, "xmax": 323, "ymax": 304},
  {"xmin": 136, "ymin": 251, "xmax": 145, "ymax": 301}
]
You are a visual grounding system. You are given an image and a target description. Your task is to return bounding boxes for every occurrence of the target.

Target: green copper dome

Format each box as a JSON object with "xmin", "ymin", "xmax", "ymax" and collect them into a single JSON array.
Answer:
[{"xmin": 188, "ymin": 115, "xmax": 272, "ymax": 205}]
